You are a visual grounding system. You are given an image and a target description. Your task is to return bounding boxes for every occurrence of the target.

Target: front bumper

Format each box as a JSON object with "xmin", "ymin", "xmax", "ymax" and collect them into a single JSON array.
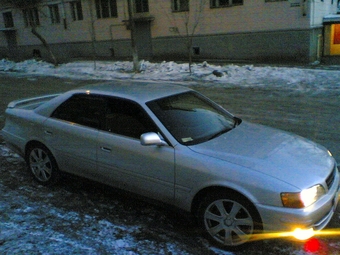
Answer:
[{"xmin": 257, "ymin": 168, "xmax": 340, "ymax": 233}]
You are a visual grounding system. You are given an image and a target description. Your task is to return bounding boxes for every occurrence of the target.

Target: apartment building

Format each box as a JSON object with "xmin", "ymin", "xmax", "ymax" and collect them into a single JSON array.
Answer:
[{"xmin": 0, "ymin": 0, "xmax": 339, "ymax": 63}]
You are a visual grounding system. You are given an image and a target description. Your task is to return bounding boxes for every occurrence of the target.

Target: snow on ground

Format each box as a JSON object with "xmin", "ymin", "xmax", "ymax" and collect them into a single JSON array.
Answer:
[
  {"xmin": 0, "ymin": 144, "xmax": 209, "ymax": 255},
  {"xmin": 1, "ymin": 59, "xmax": 340, "ymax": 93}
]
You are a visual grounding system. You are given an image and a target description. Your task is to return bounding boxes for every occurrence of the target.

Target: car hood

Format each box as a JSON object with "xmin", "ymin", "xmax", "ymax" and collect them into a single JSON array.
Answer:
[{"xmin": 189, "ymin": 122, "xmax": 334, "ymax": 189}]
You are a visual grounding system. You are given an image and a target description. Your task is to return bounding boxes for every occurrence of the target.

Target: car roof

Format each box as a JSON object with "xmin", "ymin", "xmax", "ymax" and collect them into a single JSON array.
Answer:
[{"xmin": 72, "ymin": 81, "xmax": 192, "ymax": 103}]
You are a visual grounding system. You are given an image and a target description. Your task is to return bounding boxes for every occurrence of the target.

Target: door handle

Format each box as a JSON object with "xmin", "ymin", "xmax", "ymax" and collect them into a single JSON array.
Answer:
[{"xmin": 100, "ymin": 147, "xmax": 112, "ymax": 153}]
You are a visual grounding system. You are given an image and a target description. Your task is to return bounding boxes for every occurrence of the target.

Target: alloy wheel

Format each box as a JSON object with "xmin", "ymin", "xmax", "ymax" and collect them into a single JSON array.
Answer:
[
  {"xmin": 29, "ymin": 148, "xmax": 53, "ymax": 182},
  {"xmin": 203, "ymin": 198, "xmax": 254, "ymax": 246}
]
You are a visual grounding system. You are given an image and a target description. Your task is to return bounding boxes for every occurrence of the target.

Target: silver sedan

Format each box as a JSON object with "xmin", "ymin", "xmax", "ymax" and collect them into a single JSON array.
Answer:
[{"xmin": 1, "ymin": 82, "xmax": 339, "ymax": 249}]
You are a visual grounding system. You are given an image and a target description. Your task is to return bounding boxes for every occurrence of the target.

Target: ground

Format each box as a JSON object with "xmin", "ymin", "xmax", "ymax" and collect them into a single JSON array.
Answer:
[{"xmin": 0, "ymin": 62, "xmax": 339, "ymax": 254}]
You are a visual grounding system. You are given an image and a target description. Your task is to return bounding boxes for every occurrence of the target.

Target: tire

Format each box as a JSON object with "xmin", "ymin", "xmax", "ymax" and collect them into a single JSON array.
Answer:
[
  {"xmin": 198, "ymin": 191, "xmax": 262, "ymax": 249},
  {"xmin": 26, "ymin": 143, "xmax": 60, "ymax": 185}
]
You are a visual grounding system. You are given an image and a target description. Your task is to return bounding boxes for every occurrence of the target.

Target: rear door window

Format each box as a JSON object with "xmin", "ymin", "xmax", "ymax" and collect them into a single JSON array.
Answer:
[{"xmin": 51, "ymin": 94, "xmax": 106, "ymax": 129}]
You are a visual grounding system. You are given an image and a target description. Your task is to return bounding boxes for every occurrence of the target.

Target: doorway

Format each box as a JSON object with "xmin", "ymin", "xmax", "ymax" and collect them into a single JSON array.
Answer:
[
  {"xmin": 330, "ymin": 24, "xmax": 340, "ymax": 55},
  {"xmin": 4, "ymin": 30, "xmax": 17, "ymax": 58},
  {"xmin": 134, "ymin": 21, "xmax": 153, "ymax": 59}
]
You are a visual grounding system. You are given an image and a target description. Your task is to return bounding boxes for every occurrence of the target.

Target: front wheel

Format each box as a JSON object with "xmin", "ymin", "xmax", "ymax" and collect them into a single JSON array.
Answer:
[
  {"xmin": 198, "ymin": 192, "xmax": 262, "ymax": 249},
  {"xmin": 26, "ymin": 144, "xmax": 60, "ymax": 185}
]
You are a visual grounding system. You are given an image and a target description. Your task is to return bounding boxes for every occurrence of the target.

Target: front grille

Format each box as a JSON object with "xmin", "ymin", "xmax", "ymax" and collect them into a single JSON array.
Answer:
[{"xmin": 325, "ymin": 165, "xmax": 337, "ymax": 190}]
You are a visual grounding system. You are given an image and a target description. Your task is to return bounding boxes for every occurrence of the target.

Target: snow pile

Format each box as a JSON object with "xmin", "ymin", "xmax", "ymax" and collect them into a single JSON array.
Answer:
[
  {"xmin": 1, "ymin": 59, "xmax": 340, "ymax": 92},
  {"xmin": 0, "ymin": 59, "xmax": 54, "ymax": 73}
]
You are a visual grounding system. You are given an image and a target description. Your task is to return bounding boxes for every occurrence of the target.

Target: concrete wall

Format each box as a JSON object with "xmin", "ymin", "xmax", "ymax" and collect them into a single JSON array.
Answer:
[
  {"xmin": 151, "ymin": 0, "xmax": 311, "ymax": 37},
  {"xmin": 308, "ymin": 0, "xmax": 338, "ymax": 26},
  {"xmin": 6, "ymin": 27, "xmax": 313, "ymax": 63},
  {"xmin": 153, "ymin": 28, "xmax": 312, "ymax": 63}
]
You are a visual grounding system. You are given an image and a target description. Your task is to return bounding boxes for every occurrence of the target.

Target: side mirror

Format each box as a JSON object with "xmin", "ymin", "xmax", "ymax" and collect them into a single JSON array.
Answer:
[{"xmin": 140, "ymin": 132, "xmax": 168, "ymax": 146}]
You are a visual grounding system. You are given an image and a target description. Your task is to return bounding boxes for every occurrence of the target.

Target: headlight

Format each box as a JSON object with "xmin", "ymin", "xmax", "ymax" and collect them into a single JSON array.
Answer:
[
  {"xmin": 281, "ymin": 185, "xmax": 326, "ymax": 208},
  {"xmin": 327, "ymin": 150, "xmax": 332, "ymax": 157}
]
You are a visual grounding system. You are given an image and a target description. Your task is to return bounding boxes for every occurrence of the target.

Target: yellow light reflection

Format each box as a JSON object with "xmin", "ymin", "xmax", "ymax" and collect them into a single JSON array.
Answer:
[
  {"xmin": 313, "ymin": 229, "xmax": 340, "ymax": 237},
  {"xmin": 292, "ymin": 228, "xmax": 314, "ymax": 240},
  {"xmin": 249, "ymin": 228, "xmax": 340, "ymax": 243}
]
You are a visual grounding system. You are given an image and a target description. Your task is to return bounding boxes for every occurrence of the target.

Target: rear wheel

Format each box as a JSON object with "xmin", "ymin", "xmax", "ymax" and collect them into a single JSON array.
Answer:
[
  {"xmin": 198, "ymin": 192, "xmax": 262, "ymax": 249},
  {"xmin": 26, "ymin": 144, "xmax": 60, "ymax": 185}
]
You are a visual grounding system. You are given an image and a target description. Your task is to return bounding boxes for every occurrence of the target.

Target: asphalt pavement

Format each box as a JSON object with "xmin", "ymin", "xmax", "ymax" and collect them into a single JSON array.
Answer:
[{"xmin": 0, "ymin": 73, "xmax": 339, "ymax": 255}]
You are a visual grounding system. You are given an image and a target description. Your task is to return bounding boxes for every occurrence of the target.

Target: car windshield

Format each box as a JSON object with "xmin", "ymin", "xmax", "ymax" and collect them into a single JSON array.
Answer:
[{"xmin": 147, "ymin": 91, "xmax": 237, "ymax": 145}]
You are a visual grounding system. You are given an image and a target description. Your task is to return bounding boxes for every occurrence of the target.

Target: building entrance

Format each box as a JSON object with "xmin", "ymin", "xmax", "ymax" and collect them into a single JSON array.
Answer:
[
  {"xmin": 134, "ymin": 21, "xmax": 152, "ymax": 59},
  {"xmin": 330, "ymin": 24, "xmax": 340, "ymax": 55}
]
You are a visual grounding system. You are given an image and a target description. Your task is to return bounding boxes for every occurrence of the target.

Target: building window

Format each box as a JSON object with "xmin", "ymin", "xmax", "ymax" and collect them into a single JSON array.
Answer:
[
  {"xmin": 333, "ymin": 24, "xmax": 340, "ymax": 44},
  {"xmin": 95, "ymin": 0, "xmax": 118, "ymax": 18},
  {"xmin": 23, "ymin": 8, "xmax": 40, "ymax": 27},
  {"xmin": 3, "ymin": 11, "xmax": 14, "ymax": 28},
  {"xmin": 172, "ymin": 0, "xmax": 189, "ymax": 11},
  {"xmin": 135, "ymin": 0, "xmax": 149, "ymax": 13},
  {"xmin": 49, "ymin": 4, "xmax": 61, "ymax": 24},
  {"xmin": 265, "ymin": 0, "xmax": 287, "ymax": 2},
  {"xmin": 70, "ymin": 1, "xmax": 83, "ymax": 21},
  {"xmin": 210, "ymin": 0, "xmax": 243, "ymax": 7}
]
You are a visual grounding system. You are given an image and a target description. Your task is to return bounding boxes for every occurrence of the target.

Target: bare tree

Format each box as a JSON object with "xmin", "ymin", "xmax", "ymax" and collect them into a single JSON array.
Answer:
[
  {"xmin": 5, "ymin": 0, "xmax": 58, "ymax": 65},
  {"xmin": 160, "ymin": 0, "xmax": 207, "ymax": 73},
  {"xmin": 127, "ymin": 0, "xmax": 140, "ymax": 72},
  {"xmin": 183, "ymin": 0, "xmax": 206, "ymax": 73}
]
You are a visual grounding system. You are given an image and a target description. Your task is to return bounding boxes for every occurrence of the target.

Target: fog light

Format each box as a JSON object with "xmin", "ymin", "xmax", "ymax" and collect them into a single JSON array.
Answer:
[{"xmin": 292, "ymin": 228, "xmax": 314, "ymax": 240}]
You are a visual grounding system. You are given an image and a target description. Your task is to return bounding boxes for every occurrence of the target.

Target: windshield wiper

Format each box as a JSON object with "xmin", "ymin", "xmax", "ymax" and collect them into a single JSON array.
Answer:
[
  {"xmin": 233, "ymin": 117, "xmax": 242, "ymax": 127},
  {"xmin": 208, "ymin": 127, "xmax": 231, "ymax": 141}
]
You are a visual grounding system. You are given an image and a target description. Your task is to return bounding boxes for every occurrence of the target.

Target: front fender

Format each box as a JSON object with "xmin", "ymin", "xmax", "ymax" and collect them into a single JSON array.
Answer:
[{"xmin": 174, "ymin": 149, "xmax": 296, "ymax": 212}]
